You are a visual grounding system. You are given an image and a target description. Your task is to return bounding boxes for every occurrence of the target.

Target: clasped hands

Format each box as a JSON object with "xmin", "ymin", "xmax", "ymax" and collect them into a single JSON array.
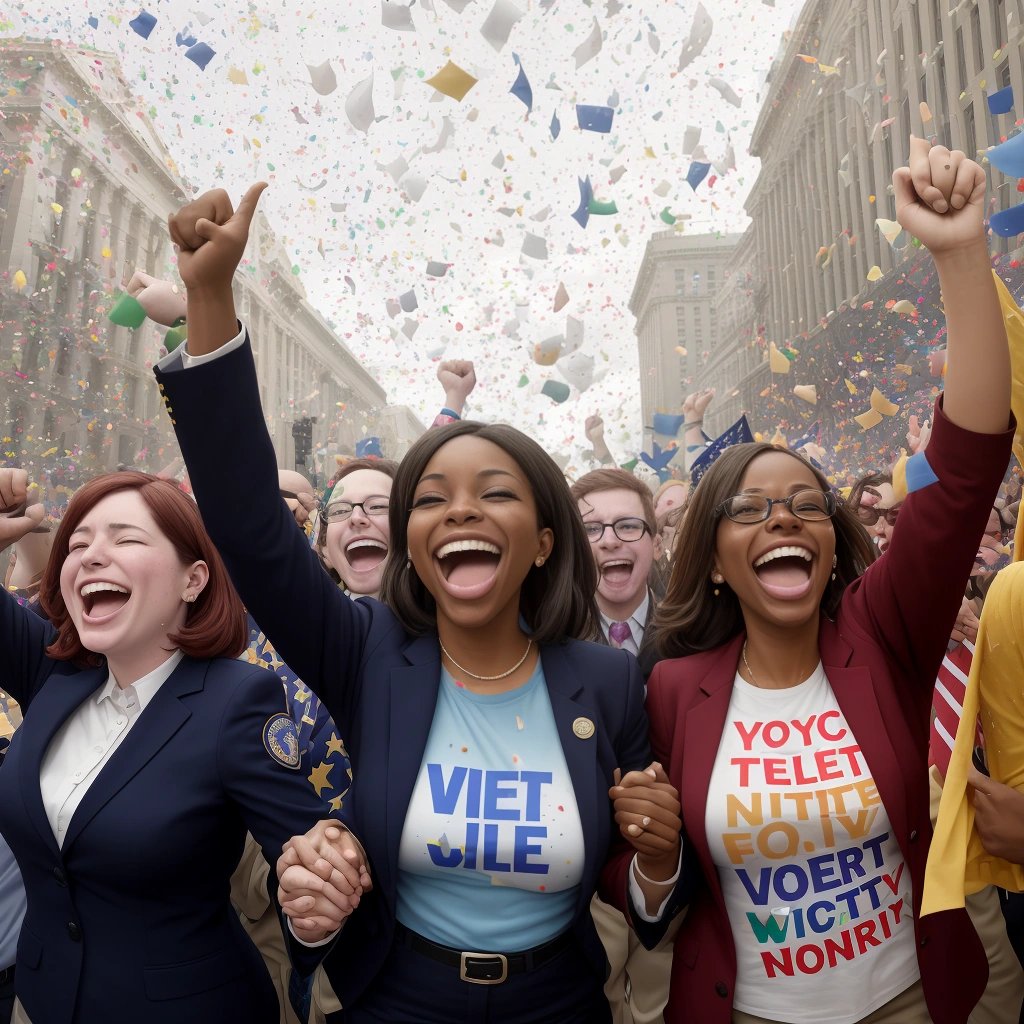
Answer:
[
  {"xmin": 277, "ymin": 819, "xmax": 373, "ymax": 943},
  {"xmin": 610, "ymin": 762, "xmax": 682, "ymax": 885}
]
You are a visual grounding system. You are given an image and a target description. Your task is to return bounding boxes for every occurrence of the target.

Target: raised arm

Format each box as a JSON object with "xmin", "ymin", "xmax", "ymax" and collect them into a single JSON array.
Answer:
[
  {"xmin": 0, "ymin": 470, "xmax": 58, "ymax": 708},
  {"xmin": 154, "ymin": 185, "xmax": 391, "ymax": 732},
  {"xmin": 842, "ymin": 138, "xmax": 1013, "ymax": 684}
]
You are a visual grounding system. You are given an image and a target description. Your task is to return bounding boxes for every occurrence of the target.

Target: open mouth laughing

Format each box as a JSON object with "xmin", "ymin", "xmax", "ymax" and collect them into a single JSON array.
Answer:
[{"xmin": 752, "ymin": 544, "xmax": 814, "ymax": 600}]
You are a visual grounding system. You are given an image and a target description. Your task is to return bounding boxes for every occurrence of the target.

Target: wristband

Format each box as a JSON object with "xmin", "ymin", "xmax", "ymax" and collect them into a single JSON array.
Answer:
[
  {"xmin": 683, "ymin": 420, "xmax": 703, "ymax": 429},
  {"xmin": 633, "ymin": 852, "xmax": 680, "ymax": 886},
  {"xmin": 439, "ymin": 407, "xmax": 462, "ymax": 421}
]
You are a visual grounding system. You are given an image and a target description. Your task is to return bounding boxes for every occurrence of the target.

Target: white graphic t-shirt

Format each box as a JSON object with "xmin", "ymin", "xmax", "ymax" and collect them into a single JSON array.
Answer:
[
  {"xmin": 397, "ymin": 664, "xmax": 585, "ymax": 950},
  {"xmin": 705, "ymin": 664, "xmax": 919, "ymax": 1023}
]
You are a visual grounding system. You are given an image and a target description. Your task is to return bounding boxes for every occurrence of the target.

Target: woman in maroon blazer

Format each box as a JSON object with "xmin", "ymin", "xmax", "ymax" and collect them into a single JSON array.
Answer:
[{"xmin": 602, "ymin": 140, "xmax": 1014, "ymax": 1024}]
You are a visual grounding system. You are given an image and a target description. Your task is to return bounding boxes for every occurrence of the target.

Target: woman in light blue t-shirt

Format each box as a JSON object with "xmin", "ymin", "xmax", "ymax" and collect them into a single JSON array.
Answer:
[{"xmin": 155, "ymin": 187, "xmax": 660, "ymax": 1024}]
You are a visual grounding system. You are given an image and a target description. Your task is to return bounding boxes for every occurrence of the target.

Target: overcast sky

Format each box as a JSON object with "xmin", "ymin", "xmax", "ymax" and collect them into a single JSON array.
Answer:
[{"xmin": 4, "ymin": 0, "xmax": 805, "ymax": 465}]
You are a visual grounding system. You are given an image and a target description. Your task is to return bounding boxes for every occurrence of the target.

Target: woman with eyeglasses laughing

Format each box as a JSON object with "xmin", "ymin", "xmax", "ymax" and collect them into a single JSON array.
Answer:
[{"xmin": 603, "ymin": 138, "xmax": 1014, "ymax": 1024}]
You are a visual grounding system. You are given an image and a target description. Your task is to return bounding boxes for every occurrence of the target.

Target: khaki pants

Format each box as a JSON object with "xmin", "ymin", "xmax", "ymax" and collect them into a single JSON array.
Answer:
[
  {"xmin": 732, "ymin": 978, "xmax": 930, "ymax": 1024},
  {"xmin": 11, "ymin": 1000, "xmax": 29, "ymax": 1024},
  {"xmin": 231, "ymin": 832, "xmax": 342, "ymax": 1024},
  {"xmin": 592, "ymin": 894, "xmax": 676, "ymax": 1024},
  {"xmin": 928, "ymin": 767, "xmax": 1024, "ymax": 1024}
]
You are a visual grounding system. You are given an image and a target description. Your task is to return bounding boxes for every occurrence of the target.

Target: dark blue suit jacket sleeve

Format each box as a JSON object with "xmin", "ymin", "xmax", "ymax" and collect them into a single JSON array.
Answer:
[
  {"xmin": 0, "ymin": 585, "xmax": 59, "ymax": 712},
  {"xmin": 155, "ymin": 336, "xmax": 401, "ymax": 737},
  {"xmin": 217, "ymin": 663, "xmax": 340, "ymax": 973}
]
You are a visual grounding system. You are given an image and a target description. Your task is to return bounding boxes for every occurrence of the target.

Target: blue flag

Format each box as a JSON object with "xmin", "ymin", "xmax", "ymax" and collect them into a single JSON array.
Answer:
[
  {"xmin": 356, "ymin": 436, "xmax": 383, "ymax": 459},
  {"xmin": 690, "ymin": 415, "xmax": 754, "ymax": 486}
]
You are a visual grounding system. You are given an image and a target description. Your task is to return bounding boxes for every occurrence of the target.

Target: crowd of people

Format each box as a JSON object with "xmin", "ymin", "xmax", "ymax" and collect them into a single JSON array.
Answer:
[{"xmin": 0, "ymin": 136, "xmax": 1023, "ymax": 1024}]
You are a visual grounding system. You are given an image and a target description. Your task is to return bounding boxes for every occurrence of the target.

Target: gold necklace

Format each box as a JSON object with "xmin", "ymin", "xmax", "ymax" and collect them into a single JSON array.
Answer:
[
  {"xmin": 439, "ymin": 637, "xmax": 533, "ymax": 681},
  {"xmin": 741, "ymin": 642, "xmax": 759, "ymax": 686}
]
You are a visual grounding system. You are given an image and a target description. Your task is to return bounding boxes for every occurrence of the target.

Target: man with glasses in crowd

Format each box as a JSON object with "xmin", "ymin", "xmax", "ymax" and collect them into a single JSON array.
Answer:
[{"xmin": 571, "ymin": 468, "xmax": 672, "ymax": 1024}]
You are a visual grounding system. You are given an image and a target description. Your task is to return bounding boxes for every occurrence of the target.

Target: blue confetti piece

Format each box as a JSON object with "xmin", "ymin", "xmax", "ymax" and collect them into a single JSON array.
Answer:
[
  {"xmin": 509, "ymin": 55, "xmax": 532, "ymax": 113},
  {"xmin": 652, "ymin": 413, "xmax": 686, "ymax": 437},
  {"xmin": 686, "ymin": 160, "xmax": 711, "ymax": 190},
  {"xmin": 87, "ymin": 15, "xmax": 98, "ymax": 28},
  {"xmin": 990, "ymin": 202, "xmax": 1024, "ymax": 237},
  {"xmin": 987, "ymin": 131, "xmax": 1024, "ymax": 178},
  {"xmin": 571, "ymin": 175, "xmax": 593, "ymax": 229},
  {"xmin": 988, "ymin": 86, "xmax": 1014, "ymax": 115},
  {"xmin": 576, "ymin": 104, "xmax": 614, "ymax": 133},
  {"xmin": 550, "ymin": 110, "xmax": 560, "ymax": 140},
  {"xmin": 129, "ymin": 10, "xmax": 157, "ymax": 38},
  {"xmin": 176, "ymin": 30, "xmax": 198, "ymax": 48},
  {"xmin": 184, "ymin": 42, "xmax": 216, "ymax": 70}
]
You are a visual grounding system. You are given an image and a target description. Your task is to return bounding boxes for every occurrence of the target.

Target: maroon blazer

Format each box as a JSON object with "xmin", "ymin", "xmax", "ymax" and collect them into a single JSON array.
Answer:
[{"xmin": 602, "ymin": 400, "xmax": 1014, "ymax": 1024}]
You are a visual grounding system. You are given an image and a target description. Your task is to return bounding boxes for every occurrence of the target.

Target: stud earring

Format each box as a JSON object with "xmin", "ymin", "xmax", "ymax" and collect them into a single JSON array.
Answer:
[
  {"xmin": 711, "ymin": 571, "xmax": 724, "ymax": 596},
  {"xmin": 535, "ymin": 556, "xmax": 545, "ymax": 567},
  {"xmin": 831, "ymin": 554, "xmax": 838, "ymax": 582}
]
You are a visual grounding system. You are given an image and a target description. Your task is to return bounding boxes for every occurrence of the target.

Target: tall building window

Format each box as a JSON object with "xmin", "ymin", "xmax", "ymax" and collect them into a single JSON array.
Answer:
[
  {"xmin": 970, "ymin": 3, "xmax": 984, "ymax": 74},
  {"xmin": 992, "ymin": 0, "xmax": 1007, "ymax": 46},
  {"xmin": 963, "ymin": 101, "xmax": 977, "ymax": 154},
  {"xmin": 932, "ymin": 1, "xmax": 943, "ymax": 46},
  {"xmin": 910, "ymin": 1, "xmax": 922, "ymax": 56},
  {"xmin": 956, "ymin": 26, "xmax": 968, "ymax": 89}
]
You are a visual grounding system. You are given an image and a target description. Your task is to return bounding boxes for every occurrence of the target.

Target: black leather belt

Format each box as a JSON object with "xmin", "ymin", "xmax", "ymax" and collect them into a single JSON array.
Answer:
[
  {"xmin": 0, "ymin": 964, "xmax": 14, "ymax": 987},
  {"xmin": 395, "ymin": 923, "xmax": 573, "ymax": 985}
]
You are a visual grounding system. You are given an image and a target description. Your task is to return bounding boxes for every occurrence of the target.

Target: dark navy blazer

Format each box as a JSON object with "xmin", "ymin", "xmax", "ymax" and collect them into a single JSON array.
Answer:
[
  {"xmin": 155, "ymin": 336, "xmax": 652, "ymax": 1009},
  {"xmin": 0, "ymin": 586, "xmax": 333, "ymax": 1024}
]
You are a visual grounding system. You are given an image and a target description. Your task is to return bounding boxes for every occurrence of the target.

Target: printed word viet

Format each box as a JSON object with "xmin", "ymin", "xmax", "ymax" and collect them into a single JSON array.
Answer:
[{"xmin": 425, "ymin": 764, "xmax": 553, "ymax": 874}]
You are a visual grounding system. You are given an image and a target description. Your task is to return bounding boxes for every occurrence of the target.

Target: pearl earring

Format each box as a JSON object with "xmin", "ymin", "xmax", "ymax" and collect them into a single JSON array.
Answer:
[
  {"xmin": 535, "ymin": 556, "xmax": 545, "ymax": 567},
  {"xmin": 711, "ymin": 572, "xmax": 723, "ymax": 596},
  {"xmin": 831, "ymin": 554, "xmax": 838, "ymax": 581}
]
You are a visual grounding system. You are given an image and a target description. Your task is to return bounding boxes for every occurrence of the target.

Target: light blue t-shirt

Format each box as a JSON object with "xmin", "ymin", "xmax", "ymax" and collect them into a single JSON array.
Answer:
[{"xmin": 397, "ymin": 663, "xmax": 585, "ymax": 951}]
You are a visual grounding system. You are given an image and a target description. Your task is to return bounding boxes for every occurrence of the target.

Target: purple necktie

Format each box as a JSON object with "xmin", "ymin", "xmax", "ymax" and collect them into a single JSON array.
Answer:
[{"xmin": 609, "ymin": 621, "xmax": 632, "ymax": 648}]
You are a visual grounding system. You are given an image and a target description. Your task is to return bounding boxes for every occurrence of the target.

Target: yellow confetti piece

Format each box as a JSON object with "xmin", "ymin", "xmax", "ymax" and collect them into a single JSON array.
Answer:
[
  {"xmin": 100, "ymin": 247, "xmax": 112, "ymax": 259},
  {"xmin": 875, "ymin": 218, "xmax": 903, "ymax": 244},
  {"xmin": 50, "ymin": 202, "xmax": 63, "ymax": 216},
  {"xmin": 769, "ymin": 342, "xmax": 791, "ymax": 374},
  {"xmin": 870, "ymin": 387, "xmax": 900, "ymax": 417},
  {"xmin": 425, "ymin": 61, "xmax": 478, "ymax": 102},
  {"xmin": 227, "ymin": 66, "xmax": 249, "ymax": 85},
  {"xmin": 855, "ymin": 408, "xmax": 884, "ymax": 430},
  {"xmin": 844, "ymin": 378, "xmax": 858, "ymax": 394},
  {"xmin": 890, "ymin": 299, "xmax": 917, "ymax": 315},
  {"xmin": 770, "ymin": 427, "xmax": 788, "ymax": 447},
  {"xmin": 920, "ymin": 101, "xmax": 933, "ymax": 123},
  {"xmin": 817, "ymin": 63, "xmax": 839, "ymax": 75},
  {"xmin": 893, "ymin": 364, "xmax": 913, "ymax": 375},
  {"xmin": 12, "ymin": 269, "xmax": 27, "ymax": 291},
  {"xmin": 866, "ymin": 265, "xmax": 882, "ymax": 281},
  {"xmin": 793, "ymin": 384, "xmax": 817, "ymax": 404}
]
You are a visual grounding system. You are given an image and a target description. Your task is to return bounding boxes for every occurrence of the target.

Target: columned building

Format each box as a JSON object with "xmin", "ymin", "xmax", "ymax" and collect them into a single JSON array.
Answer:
[
  {"xmin": 0, "ymin": 41, "xmax": 400, "ymax": 483},
  {"xmin": 705, "ymin": 0, "xmax": 1024, "ymax": 427},
  {"xmin": 629, "ymin": 230, "xmax": 739, "ymax": 441}
]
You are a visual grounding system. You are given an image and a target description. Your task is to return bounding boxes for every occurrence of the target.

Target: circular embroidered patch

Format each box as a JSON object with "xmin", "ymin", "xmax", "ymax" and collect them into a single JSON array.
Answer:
[{"xmin": 263, "ymin": 713, "xmax": 301, "ymax": 769}]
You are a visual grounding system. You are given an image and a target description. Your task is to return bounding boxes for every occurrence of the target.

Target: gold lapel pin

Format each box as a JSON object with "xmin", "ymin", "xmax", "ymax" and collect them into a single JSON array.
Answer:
[{"xmin": 572, "ymin": 717, "xmax": 595, "ymax": 740}]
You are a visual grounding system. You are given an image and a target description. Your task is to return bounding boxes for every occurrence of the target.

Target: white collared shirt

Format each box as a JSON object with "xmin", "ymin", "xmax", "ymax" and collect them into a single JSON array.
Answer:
[
  {"xmin": 40, "ymin": 651, "xmax": 184, "ymax": 847},
  {"xmin": 599, "ymin": 591, "xmax": 650, "ymax": 656}
]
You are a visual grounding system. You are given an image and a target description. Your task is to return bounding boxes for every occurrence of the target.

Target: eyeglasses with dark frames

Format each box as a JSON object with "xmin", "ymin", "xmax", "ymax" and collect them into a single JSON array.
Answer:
[
  {"xmin": 583, "ymin": 518, "xmax": 652, "ymax": 543},
  {"xmin": 854, "ymin": 503, "xmax": 901, "ymax": 527},
  {"xmin": 715, "ymin": 488, "xmax": 837, "ymax": 525},
  {"xmin": 320, "ymin": 496, "xmax": 391, "ymax": 523}
]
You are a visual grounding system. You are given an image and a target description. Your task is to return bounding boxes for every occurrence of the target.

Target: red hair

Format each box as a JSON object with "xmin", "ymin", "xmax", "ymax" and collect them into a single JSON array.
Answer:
[{"xmin": 40, "ymin": 471, "xmax": 248, "ymax": 667}]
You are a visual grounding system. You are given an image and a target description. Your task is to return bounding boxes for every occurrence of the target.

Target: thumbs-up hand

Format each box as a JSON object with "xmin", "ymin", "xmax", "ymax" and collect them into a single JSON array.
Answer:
[{"xmin": 168, "ymin": 183, "xmax": 268, "ymax": 293}]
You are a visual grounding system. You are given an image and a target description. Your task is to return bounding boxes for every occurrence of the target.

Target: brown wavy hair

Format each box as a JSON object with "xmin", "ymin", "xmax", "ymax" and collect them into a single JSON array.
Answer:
[
  {"xmin": 653, "ymin": 443, "xmax": 877, "ymax": 659},
  {"xmin": 40, "ymin": 472, "xmax": 248, "ymax": 667}
]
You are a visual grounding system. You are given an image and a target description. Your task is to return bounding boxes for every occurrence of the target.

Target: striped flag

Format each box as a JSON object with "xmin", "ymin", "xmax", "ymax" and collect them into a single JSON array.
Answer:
[{"xmin": 929, "ymin": 640, "xmax": 982, "ymax": 777}]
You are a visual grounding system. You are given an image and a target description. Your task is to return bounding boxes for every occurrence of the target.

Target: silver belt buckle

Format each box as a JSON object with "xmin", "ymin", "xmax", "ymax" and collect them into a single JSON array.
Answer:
[{"xmin": 459, "ymin": 950, "xmax": 508, "ymax": 985}]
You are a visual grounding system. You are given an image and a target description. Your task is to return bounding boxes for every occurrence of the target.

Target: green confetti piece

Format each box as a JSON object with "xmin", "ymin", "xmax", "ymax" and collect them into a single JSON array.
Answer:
[{"xmin": 588, "ymin": 199, "xmax": 618, "ymax": 215}]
